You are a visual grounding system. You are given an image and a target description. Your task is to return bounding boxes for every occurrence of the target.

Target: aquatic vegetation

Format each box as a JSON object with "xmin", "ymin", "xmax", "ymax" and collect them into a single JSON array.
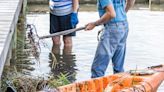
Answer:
[
  {"xmin": 48, "ymin": 73, "xmax": 71, "ymax": 88},
  {"xmin": 2, "ymin": 72, "xmax": 70, "ymax": 92},
  {"xmin": 26, "ymin": 24, "xmax": 58, "ymax": 68}
]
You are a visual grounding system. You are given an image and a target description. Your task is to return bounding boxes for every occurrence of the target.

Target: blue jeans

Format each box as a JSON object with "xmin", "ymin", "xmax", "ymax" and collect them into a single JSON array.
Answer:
[{"xmin": 91, "ymin": 21, "xmax": 129, "ymax": 78}]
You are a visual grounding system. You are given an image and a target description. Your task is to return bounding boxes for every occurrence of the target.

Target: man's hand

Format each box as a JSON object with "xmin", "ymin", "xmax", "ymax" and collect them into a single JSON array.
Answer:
[
  {"xmin": 71, "ymin": 12, "xmax": 79, "ymax": 28},
  {"xmin": 85, "ymin": 22, "xmax": 96, "ymax": 31}
]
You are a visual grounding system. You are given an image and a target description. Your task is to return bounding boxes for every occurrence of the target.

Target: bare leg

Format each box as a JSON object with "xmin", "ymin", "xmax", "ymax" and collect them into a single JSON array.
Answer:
[
  {"xmin": 52, "ymin": 36, "xmax": 61, "ymax": 46},
  {"xmin": 63, "ymin": 36, "xmax": 72, "ymax": 48},
  {"xmin": 52, "ymin": 44, "xmax": 60, "ymax": 55},
  {"xmin": 63, "ymin": 44, "xmax": 72, "ymax": 54}
]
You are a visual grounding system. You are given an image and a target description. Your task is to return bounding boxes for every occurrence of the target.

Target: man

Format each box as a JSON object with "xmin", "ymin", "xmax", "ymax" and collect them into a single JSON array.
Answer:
[
  {"xmin": 49, "ymin": 0, "xmax": 79, "ymax": 47},
  {"xmin": 85, "ymin": 0, "xmax": 135, "ymax": 78}
]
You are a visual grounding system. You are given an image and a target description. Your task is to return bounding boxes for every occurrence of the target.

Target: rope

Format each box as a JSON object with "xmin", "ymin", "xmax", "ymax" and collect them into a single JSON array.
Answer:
[
  {"xmin": 97, "ymin": 28, "xmax": 103, "ymax": 41},
  {"xmin": 140, "ymin": 84, "xmax": 147, "ymax": 92},
  {"xmin": 142, "ymin": 81, "xmax": 154, "ymax": 92},
  {"xmin": 132, "ymin": 85, "xmax": 145, "ymax": 92}
]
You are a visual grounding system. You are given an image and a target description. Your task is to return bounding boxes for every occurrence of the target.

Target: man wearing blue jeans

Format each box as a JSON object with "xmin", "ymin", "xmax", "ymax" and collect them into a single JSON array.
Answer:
[{"xmin": 85, "ymin": 0, "xmax": 135, "ymax": 78}]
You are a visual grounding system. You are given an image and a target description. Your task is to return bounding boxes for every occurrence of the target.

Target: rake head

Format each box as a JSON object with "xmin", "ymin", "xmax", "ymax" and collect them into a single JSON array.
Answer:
[{"xmin": 26, "ymin": 24, "xmax": 41, "ymax": 60}]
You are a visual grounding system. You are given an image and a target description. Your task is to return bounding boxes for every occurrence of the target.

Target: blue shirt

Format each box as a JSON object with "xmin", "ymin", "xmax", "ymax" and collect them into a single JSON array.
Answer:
[{"xmin": 97, "ymin": 0, "xmax": 127, "ymax": 23}]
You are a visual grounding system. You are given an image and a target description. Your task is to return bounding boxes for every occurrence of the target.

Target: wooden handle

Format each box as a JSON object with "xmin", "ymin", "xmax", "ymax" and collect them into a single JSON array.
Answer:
[{"xmin": 39, "ymin": 26, "xmax": 86, "ymax": 39}]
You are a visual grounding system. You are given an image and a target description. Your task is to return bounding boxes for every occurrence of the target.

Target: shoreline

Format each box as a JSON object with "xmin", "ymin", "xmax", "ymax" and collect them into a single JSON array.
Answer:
[{"xmin": 27, "ymin": 4, "xmax": 164, "ymax": 13}]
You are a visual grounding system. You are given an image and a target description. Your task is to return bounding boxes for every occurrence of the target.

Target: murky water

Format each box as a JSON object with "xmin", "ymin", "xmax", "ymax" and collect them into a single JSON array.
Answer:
[{"xmin": 25, "ymin": 10, "xmax": 164, "ymax": 91}]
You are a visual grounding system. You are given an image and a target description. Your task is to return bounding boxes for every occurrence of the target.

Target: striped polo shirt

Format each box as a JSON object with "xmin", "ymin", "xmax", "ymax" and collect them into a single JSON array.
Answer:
[{"xmin": 49, "ymin": 0, "xmax": 73, "ymax": 16}]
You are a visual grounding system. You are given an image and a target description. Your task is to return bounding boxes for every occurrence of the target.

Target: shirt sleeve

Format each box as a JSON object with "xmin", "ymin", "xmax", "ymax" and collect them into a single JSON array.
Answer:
[{"xmin": 99, "ymin": 0, "xmax": 113, "ymax": 9}]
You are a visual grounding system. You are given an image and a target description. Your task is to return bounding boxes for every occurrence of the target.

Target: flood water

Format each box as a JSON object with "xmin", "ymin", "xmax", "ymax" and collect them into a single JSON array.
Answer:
[{"xmin": 25, "ymin": 10, "xmax": 164, "ymax": 91}]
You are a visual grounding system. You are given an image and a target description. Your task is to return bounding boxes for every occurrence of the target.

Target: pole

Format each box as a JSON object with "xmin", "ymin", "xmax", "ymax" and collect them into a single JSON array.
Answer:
[{"xmin": 39, "ymin": 26, "xmax": 86, "ymax": 39}]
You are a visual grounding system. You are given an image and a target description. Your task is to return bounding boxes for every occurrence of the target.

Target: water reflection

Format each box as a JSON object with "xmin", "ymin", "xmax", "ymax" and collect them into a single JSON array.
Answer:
[{"xmin": 50, "ymin": 45, "xmax": 77, "ymax": 82}]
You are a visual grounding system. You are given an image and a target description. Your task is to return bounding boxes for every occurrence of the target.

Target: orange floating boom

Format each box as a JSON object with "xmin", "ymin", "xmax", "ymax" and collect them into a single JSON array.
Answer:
[{"xmin": 42, "ymin": 64, "xmax": 164, "ymax": 92}]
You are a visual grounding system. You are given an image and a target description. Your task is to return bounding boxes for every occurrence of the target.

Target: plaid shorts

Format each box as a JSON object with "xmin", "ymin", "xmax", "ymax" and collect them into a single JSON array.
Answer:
[{"xmin": 50, "ymin": 13, "xmax": 76, "ymax": 36}]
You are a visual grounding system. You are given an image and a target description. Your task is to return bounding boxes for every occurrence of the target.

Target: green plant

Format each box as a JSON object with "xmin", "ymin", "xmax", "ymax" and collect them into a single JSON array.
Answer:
[{"xmin": 48, "ymin": 73, "xmax": 71, "ymax": 88}]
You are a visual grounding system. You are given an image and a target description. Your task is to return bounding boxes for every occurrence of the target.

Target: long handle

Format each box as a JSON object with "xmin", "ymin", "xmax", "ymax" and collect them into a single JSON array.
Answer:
[{"xmin": 39, "ymin": 26, "xmax": 86, "ymax": 39}]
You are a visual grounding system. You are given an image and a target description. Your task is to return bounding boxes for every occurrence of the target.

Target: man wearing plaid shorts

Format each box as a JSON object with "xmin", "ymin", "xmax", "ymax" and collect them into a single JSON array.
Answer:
[{"xmin": 49, "ymin": 0, "xmax": 79, "ymax": 47}]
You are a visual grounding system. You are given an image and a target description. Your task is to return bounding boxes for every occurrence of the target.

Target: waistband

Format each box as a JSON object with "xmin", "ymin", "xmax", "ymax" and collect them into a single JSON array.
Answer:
[
  {"xmin": 113, "ymin": 0, "xmax": 124, "ymax": 7},
  {"xmin": 105, "ymin": 20, "xmax": 128, "ymax": 26}
]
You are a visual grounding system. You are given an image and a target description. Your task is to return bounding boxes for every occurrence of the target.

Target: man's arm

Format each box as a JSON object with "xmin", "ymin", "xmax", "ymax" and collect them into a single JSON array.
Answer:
[
  {"xmin": 72, "ymin": 0, "xmax": 79, "ymax": 13},
  {"xmin": 71, "ymin": 0, "xmax": 79, "ymax": 27},
  {"xmin": 125, "ymin": 0, "xmax": 135, "ymax": 12},
  {"xmin": 94, "ymin": 5, "xmax": 116, "ymax": 26},
  {"xmin": 85, "ymin": 4, "xmax": 116, "ymax": 31}
]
